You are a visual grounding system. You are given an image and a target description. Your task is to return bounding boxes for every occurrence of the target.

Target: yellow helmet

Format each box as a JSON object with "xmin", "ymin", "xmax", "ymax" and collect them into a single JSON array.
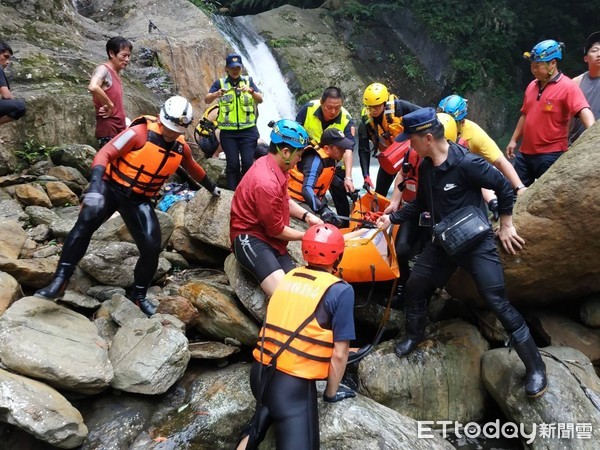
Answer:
[
  {"xmin": 363, "ymin": 83, "xmax": 389, "ymax": 106},
  {"xmin": 436, "ymin": 112, "xmax": 457, "ymax": 142}
]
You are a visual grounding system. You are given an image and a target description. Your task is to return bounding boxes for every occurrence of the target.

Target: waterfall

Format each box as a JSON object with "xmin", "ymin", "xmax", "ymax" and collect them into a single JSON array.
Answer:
[{"xmin": 211, "ymin": 15, "xmax": 297, "ymax": 141}]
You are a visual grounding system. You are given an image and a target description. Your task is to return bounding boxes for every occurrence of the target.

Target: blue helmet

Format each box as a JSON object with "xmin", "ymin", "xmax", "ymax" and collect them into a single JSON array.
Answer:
[
  {"xmin": 525, "ymin": 40, "xmax": 563, "ymax": 62},
  {"xmin": 437, "ymin": 95, "xmax": 468, "ymax": 121},
  {"xmin": 270, "ymin": 119, "xmax": 309, "ymax": 149}
]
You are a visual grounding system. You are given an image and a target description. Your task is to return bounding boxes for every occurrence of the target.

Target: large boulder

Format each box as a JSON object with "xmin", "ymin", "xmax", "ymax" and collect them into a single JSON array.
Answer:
[
  {"xmin": 109, "ymin": 317, "xmax": 190, "ymax": 395},
  {"xmin": 482, "ymin": 346, "xmax": 600, "ymax": 448},
  {"xmin": 0, "ymin": 368, "xmax": 88, "ymax": 449},
  {"xmin": 0, "ymin": 218, "xmax": 28, "ymax": 259},
  {"xmin": 358, "ymin": 320, "xmax": 490, "ymax": 423},
  {"xmin": 179, "ymin": 280, "xmax": 259, "ymax": 346},
  {"xmin": 0, "ymin": 271, "xmax": 21, "ymax": 316},
  {"xmin": 447, "ymin": 122, "xmax": 600, "ymax": 306},
  {"xmin": 0, "ymin": 297, "xmax": 113, "ymax": 394},
  {"xmin": 184, "ymin": 188, "xmax": 233, "ymax": 250}
]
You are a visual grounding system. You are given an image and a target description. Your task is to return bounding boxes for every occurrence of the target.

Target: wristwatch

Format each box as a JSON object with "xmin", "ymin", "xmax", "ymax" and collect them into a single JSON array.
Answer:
[{"xmin": 514, "ymin": 184, "xmax": 526, "ymax": 193}]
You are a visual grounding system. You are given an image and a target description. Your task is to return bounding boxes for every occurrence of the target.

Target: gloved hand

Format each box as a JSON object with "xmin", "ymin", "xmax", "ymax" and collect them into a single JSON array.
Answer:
[
  {"xmin": 487, "ymin": 198, "xmax": 499, "ymax": 221},
  {"xmin": 320, "ymin": 206, "xmax": 343, "ymax": 228},
  {"xmin": 323, "ymin": 385, "xmax": 356, "ymax": 403},
  {"xmin": 363, "ymin": 175, "xmax": 374, "ymax": 190},
  {"xmin": 200, "ymin": 176, "xmax": 220, "ymax": 197},
  {"xmin": 83, "ymin": 165, "xmax": 107, "ymax": 211}
]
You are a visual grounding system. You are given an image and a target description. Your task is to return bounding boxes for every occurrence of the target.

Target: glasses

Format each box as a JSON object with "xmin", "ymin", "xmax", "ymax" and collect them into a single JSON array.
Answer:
[{"xmin": 366, "ymin": 104, "xmax": 383, "ymax": 111}]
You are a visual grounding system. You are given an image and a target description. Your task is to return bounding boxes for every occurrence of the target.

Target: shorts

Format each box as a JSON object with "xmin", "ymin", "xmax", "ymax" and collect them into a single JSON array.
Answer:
[{"xmin": 233, "ymin": 234, "xmax": 295, "ymax": 282}]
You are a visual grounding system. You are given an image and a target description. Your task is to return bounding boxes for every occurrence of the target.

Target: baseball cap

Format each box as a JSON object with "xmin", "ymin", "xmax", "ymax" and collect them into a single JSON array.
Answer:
[
  {"xmin": 226, "ymin": 53, "xmax": 243, "ymax": 68},
  {"xmin": 394, "ymin": 107, "xmax": 440, "ymax": 142},
  {"xmin": 584, "ymin": 32, "xmax": 600, "ymax": 55},
  {"xmin": 320, "ymin": 128, "xmax": 354, "ymax": 150}
]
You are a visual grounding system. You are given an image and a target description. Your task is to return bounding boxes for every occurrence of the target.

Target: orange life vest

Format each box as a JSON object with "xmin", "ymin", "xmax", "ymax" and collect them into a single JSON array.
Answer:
[
  {"xmin": 253, "ymin": 267, "xmax": 339, "ymax": 380},
  {"xmin": 361, "ymin": 95, "xmax": 404, "ymax": 151},
  {"xmin": 288, "ymin": 147, "xmax": 336, "ymax": 203},
  {"xmin": 400, "ymin": 147, "xmax": 421, "ymax": 203},
  {"xmin": 106, "ymin": 116, "xmax": 185, "ymax": 197}
]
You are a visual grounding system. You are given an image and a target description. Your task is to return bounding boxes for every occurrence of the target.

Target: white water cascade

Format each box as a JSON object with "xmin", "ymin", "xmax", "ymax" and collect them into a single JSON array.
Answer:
[{"xmin": 211, "ymin": 15, "xmax": 297, "ymax": 141}]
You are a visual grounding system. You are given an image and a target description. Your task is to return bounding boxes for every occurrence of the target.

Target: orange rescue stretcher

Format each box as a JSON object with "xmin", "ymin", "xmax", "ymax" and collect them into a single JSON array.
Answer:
[{"xmin": 337, "ymin": 191, "xmax": 400, "ymax": 283}]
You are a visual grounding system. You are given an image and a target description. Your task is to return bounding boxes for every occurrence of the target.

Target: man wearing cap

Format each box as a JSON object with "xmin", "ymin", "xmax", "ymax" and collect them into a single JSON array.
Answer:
[
  {"xmin": 205, "ymin": 53, "xmax": 263, "ymax": 190},
  {"xmin": 288, "ymin": 128, "xmax": 355, "ymax": 228},
  {"xmin": 377, "ymin": 108, "xmax": 548, "ymax": 398},
  {"xmin": 35, "ymin": 96, "xmax": 220, "ymax": 316},
  {"xmin": 296, "ymin": 86, "xmax": 356, "ymax": 222},
  {"xmin": 506, "ymin": 39, "xmax": 594, "ymax": 186},
  {"xmin": 569, "ymin": 32, "xmax": 600, "ymax": 145}
]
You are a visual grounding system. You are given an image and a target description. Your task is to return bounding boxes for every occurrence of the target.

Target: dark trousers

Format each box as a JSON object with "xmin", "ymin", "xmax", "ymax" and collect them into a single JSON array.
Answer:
[
  {"xmin": 58, "ymin": 182, "xmax": 162, "ymax": 290},
  {"xmin": 0, "ymin": 98, "xmax": 26, "ymax": 120},
  {"xmin": 329, "ymin": 168, "xmax": 351, "ymax": 219},
  {"xmin": 375, "ymin": 167, "xmax": 396, "ymax": 196},
  {"xmin": 245, "ymin": 361, "xmax": 320, "ymax": 450},
  {"xmin": 405, "ymin": 231, "xmax": 526, "ymax": 333},
  {"xmin": 220, "ymin": 127, "xmax": 259, "ymax": 190},
  {"xmin": 513, "ymin": 151, "xmax": 563, "ymax": 187},
  {"xmin": 394, "ymin": 219, "xmax": 425, "ymax": 284}
]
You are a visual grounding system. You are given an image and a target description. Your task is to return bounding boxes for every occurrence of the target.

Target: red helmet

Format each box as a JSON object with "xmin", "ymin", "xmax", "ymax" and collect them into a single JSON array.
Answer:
[{"xmin": 302, "ymin": 224, "xmax": 345, "ymax": 266}]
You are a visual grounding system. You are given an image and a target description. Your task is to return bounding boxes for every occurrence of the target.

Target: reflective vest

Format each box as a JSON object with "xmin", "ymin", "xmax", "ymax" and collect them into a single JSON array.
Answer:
[
  {"xmin": 253, "ymin": 267, "xmax": 339, "ymax": 380},
  {"xmin": 106, "ymin": 116, "xmax": 184, "ymax": 197},
  {"xmin": 216, "ymin": 76, "xmax": 257, "ymax": 130},
  {"xmin": 361, "ymin": 94, "xmax": 404, "ymax": 152},
  {"xmin": 288, "ymin": 148, "xmax": 336, "ymax": 202},
  {"xmin": 302, "ymin": 100, "xmax": 352, "ymax": 144}
]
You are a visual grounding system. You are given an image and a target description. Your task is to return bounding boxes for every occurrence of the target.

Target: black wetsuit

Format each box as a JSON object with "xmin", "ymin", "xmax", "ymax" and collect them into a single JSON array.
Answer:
[{"xmin": 390, "ymin": 142, "xmax": 526, "ymax": 334}]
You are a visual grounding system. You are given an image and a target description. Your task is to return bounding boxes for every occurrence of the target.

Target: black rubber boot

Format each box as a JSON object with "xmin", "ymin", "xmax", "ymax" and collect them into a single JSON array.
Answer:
[
  {"xmin": 129, "ymin": 285, "xmax": 157, "ymax": 316},
  {"xmin": 394, "ymin": 313, "xmax": 426, "ymax": 357},
  {"xmin": 512, "ymin": 324, "xmax": 548, "ymax": 398},
  {"xmin": 35, "ymin": 263, "xmax": 75, "ymax": 300}
]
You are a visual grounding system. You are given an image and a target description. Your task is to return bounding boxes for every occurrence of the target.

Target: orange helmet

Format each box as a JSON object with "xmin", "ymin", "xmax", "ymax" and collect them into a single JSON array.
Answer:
[{"xmin": 302, "ymin": 224, "xmax": 345, "ymax": 265}]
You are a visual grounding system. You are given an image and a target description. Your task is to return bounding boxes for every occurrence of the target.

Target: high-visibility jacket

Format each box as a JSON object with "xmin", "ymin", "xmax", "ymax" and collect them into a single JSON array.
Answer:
[
  {"xmin": 361, "ymin": 94, "xmax": 403, "ymax": 152},
  {"xmin": 288, "ymin": 148, "xmax": 336, "ymax": 202},
  {"xmin": 106, "ymin": 116, "xmax": 184, "ymax": 197},
  {"xmin": 302, "ymin": 100, "xmax": 352, "ymax": 144},
  {"xmin": 216, "ymin": 76, "xmax": 257, "ymax": 130},
  {"xmin": 253, "ymin": 267, "xmax": 340, "ymax": 380}
]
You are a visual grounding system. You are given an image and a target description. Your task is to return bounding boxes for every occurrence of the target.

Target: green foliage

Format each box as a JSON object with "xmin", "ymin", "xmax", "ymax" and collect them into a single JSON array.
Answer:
[
  {"xmin": 15, "ymin": 140, "xmax": 50, "ymax": 165},
  {"xmin": 270, "ymin": 37, "xmax": 296, "ymax": 48}
]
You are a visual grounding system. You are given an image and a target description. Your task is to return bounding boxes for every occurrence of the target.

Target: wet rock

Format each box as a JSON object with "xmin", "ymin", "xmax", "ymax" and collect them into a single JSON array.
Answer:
[
  {"xmin": 160, "ymin": 250, "xmax": 190, "ymax": 270},
  {"xmin": 0, "ymin": 218, "xmax": 28, "ymax": 259},
  {"xmin": 60, "ymin": 290, "xmax": 101, "ymax": 310},
  {"xmin": 32, "ymin": 244, "xmax": 62, "ymax": 258},
  {"xmin": 27, "ymin": 223, "xmax": 51, "ymax": 242},
  {"xmin": 580, "ymin": 295, "xmax": 600, "ymax": 328},
  {"xmin": 155, "ymin": 295, "xmax": 200, "ymax": 329},
  {"xmin": 47, "ymin": 165, "xmax": 88, "ymax": 189},
  {"xmin": 0, "ymin": 173, "xmax": 36, "ymax": 187},
  {"xmin": 105, "ymin": 294, "xmax": 148, "ymax": 326},
  {"xmin": 94, "ymin": 317, "xmax": 119, "ymax": 345},
  {"xmin": 25, "ymin": 204, "xmax": 59, "ymax": 226},
  {"xmin": 0, "ymin": 199, "xmax": 28, "ymax": 223},
  {"xmin": 49, "ymin": 144, "xmax": 96, "ymax": 178},
  {"xmin": 0, "ymin": 256, "xmax": 57, "ymax": 289},
  {"xmin": 0, "ymin": 271, "xmax": 21, "ymax": 316},
  {"xmin": 87, "ymin": 285, "xmax": 127, "ymax": 301},
  {"xmin": 358, "ymin": 319, "xmax": 490, "ymax": 423},
  {"xmin": 180, "ymin": 280, "xmax": 259, "ymax": 346},
  {"xmin": 94, "ymin": 210, "xmax": 174, "ymax": 250},
  {"xmin": 0, "ymin": 297, "xmax": 113, "ymax": 394},
  {"xmin": 79, "ymin": 241, "xmax": 171, "ymax": 287},
  {"xmin": 0, "ymin": 368, "xmax": 88, "ymax": 449},
  {"xmin": 153, "ymin": 313, "xmax": 187, "ymax": 333},
  {"xmin": 223, "ymin": 253, "xmax": 266, "ymax": 321},
  {"xmin": 482, "ymin": 346, "xmax": 600, "ymax": 448},
  {"xmin": 14, "ymin": 183, "xmax": 52, "ymax": 208},
  {"xmin": 188, "ymin": 341, "xmax": 240, "ymax": 359},
  {"xmin": 184, "ymin": 188, "xmax": 232, "ymax": 250},
  {"xmin": 109, "ymin": 317, "xmax": 190, "ymax": 395},
  {"xmin": 528, "ymin": 311, "xmax": 600, "ymax": 365},
  {"xmin": 476, "ymin": 309, "xmax": 509, "ymax": 344},
  {"xmin": 44, "ymin": 181, "xmax": 79, "ymax": 207},
  {"xmin": 48, "ymin": 206, "xmax": 80, "ymax": 238}
]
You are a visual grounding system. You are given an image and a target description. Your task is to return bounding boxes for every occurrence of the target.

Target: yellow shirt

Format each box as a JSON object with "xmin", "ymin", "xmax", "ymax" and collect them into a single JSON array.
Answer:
[{"xmin": 459, "ymin": 119, "xmax": 502, "ymax": 163}]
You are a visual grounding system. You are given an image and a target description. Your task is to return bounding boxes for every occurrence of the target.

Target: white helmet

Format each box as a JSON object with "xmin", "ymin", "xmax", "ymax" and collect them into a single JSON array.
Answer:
[{"xmin": 160, "ymin": 95, "xmax": 193, "ymax": 133}]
